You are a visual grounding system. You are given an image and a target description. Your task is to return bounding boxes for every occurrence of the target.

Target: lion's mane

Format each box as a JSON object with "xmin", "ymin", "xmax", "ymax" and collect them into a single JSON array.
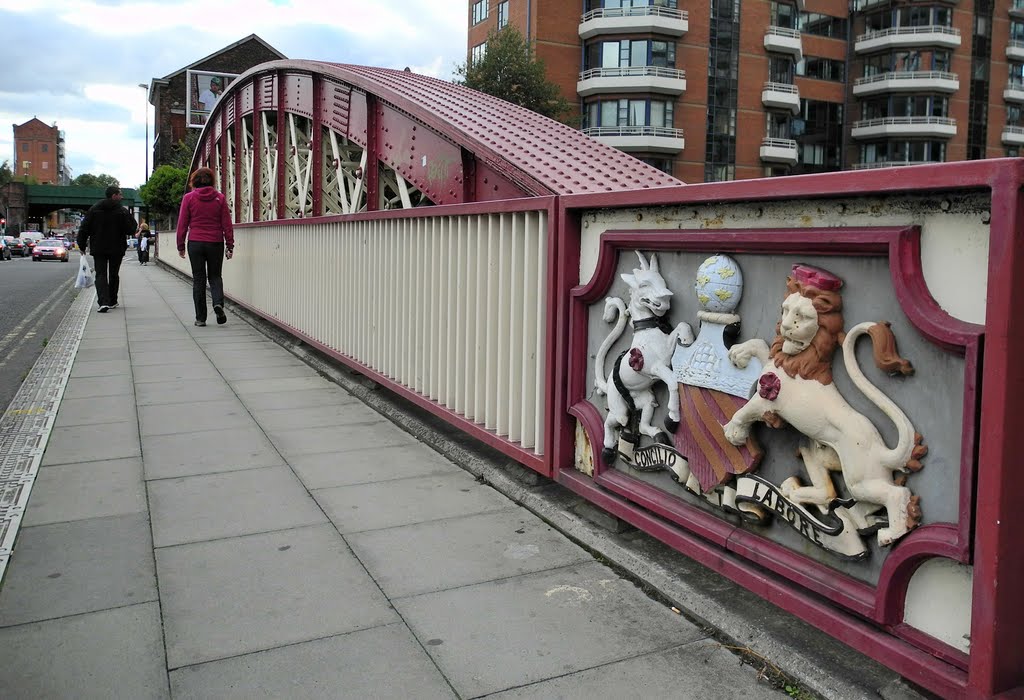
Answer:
[{"xmin": 769, "ymin": 275, "xmax": 845, "ymax": 385}]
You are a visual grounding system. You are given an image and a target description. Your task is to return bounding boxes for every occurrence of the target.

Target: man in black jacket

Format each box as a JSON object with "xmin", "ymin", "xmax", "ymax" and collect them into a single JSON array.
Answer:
[{"xmin": 78, "ymin": 185, "xmax": 136, "ymax": 312}]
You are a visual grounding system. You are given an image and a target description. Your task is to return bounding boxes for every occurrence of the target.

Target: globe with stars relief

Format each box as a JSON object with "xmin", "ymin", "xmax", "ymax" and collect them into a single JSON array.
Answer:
[{"xmin": 694, "ymin": 254, "xmax": 744, "ymax": 314}]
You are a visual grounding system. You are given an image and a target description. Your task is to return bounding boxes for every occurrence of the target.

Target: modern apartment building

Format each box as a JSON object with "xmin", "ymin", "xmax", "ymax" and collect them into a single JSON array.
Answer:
[
  {"xmin": 11, "ymin": 118, "xmax": 67, "ymax": 185},
  {"xmin": 467, "ymin": 0, "xmax": 1016, "ymax": 182}
]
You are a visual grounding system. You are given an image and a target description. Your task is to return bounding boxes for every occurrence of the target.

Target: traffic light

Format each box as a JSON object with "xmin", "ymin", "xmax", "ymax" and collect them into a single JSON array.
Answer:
[{"xmin": 0, "ymin": 218, "xmax": 6, "ymax": 233}]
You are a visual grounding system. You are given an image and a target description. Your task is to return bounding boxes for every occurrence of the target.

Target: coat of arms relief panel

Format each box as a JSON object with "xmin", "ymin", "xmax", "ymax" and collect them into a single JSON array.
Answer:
[{"xmin": 579, "ymin": 237, "xmax": 969, "ymax": 586}]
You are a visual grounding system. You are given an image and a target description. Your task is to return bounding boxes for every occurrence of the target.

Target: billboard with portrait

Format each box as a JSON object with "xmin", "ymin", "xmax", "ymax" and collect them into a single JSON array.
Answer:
[{"xmin": 186, "ymin": 70, "xmax": 239, "ymax": 128}]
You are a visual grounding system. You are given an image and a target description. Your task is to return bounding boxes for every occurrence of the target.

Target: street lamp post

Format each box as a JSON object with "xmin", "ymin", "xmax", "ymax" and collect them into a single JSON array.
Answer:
[{"xmin": 138, "ymin": 83, "xmax": 150, "ymax": 225}]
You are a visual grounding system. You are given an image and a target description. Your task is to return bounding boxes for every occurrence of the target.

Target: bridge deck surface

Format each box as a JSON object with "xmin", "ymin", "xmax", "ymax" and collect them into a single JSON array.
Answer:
[{"xmin": 0, "ymin": 257, "xmax": 799, "ymax": 699}]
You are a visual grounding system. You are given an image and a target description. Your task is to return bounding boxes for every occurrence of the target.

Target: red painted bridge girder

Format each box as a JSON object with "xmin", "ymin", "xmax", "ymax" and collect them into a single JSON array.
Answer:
[{"xmin": 193, "ymin": 60, "xmax": 682, "ymax": 216}]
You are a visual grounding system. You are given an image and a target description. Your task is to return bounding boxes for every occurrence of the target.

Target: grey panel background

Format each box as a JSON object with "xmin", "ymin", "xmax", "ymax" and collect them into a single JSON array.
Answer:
[{"xmin": 584, "ymin": 249, "xmax": 967, "ymax": 586}]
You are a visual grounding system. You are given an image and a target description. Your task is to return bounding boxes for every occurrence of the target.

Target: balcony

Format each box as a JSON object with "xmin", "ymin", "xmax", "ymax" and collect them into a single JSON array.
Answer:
[
  {"xmin": 582, "ymin": 125, "xmax": 685, "ymax": 154},
  {"xmin": 760, "ymin": 138, "xmax": 799, "ymax": 165},
  {"xmin": 1002, "ymin": 126, "xmax": 1024, "ymax": 146},
  {"xmin": 762, "ymin": 82, "xmax": 801, "ymax": 113},
  {"xmin": 577, "ymin": 66, "xmax": 687, "ymax": 97},
  {"xmin": 1004, "ymin": 80, "xmax": 1024, "ymax": 103},
  {"xmin": 764, "ymin": 27, "xmax": 803, "ymax": 60},
  {"xmin": 855, "ymin": 26, "xmax": 961, "ymax": 53},
  {"xmin": 853, "ymin": 71, "xmax": 959, "ymax": 96},
  {"xmin": 851, "ymin": 160, "xmax": 936, "ymax": 169},
  {"xmin": 579, "ymin": 6, "xmax": 688, "ymax": 40},
  {"xmin": 1012, "ymin": 0, "xmax": 1024, "ymax": 18},
  {"xmin": 1008, "ymin": 40, "xmax": 1024, "ymax": 62},
  {"xmin": 851, "ymin": 116, "xmax": 957, "ymax": 139}
]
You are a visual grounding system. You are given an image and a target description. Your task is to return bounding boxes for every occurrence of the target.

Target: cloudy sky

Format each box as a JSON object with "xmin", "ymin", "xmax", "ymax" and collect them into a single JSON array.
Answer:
[{"xmin": 0, "ymin": 0, "xmax": 468, "ymax": 189}]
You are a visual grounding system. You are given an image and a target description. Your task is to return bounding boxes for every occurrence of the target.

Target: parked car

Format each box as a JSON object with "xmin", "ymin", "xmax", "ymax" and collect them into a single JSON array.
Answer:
[
  {"xmin": 3, "ymin": 236, "xmax": 27, "ymax": 256},
  {"xmin": 0, "ymin": 238, "xmax": 10, "ymax": 261},
  {"xmin": 31, "ymin": 239, "xmax": 70, "ymax": 262}
]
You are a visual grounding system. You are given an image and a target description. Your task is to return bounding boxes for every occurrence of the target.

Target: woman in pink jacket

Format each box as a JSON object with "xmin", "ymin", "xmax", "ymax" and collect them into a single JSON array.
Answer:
[{"xmin": 176, "ymin": 167, "xmax": 235, "ymax": 326}]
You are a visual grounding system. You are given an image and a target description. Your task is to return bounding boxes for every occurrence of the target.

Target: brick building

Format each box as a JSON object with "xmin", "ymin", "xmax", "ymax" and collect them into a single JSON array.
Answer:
[
  {"xmin": 11, "ymin": 117, "xmax": 67, "ymax": 185},
  {"xmin": 145, "ymin": 34, "xmax": 286, "ymax": 170},
  {"xmin": 468, "ymin": 0, "xmax": 1017, "ymax": 183}
]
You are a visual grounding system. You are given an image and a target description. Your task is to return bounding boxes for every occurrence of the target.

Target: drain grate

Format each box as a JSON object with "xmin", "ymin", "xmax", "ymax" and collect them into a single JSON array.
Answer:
[{"xmin": 0, "ymin": 291, "xmax": 91, "ymax": 571}]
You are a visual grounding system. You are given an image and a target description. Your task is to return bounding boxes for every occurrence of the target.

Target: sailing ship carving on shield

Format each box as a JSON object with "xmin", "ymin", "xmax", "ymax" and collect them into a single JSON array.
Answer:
[{"xmin": 592, "ymin": 252, "xmax": 927, "ymax": 559}]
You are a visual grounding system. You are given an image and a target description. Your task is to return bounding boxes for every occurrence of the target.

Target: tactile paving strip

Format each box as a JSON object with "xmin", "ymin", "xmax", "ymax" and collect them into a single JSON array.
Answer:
[{"xmin": 0, "ymin": 290, "xmax": 91, "ymax": 580}]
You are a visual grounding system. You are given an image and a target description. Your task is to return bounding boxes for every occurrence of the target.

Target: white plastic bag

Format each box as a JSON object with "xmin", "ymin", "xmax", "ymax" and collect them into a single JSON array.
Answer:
[{"xmin": 75, "ymin": 254, "xmax": 94, "ymax": 289}]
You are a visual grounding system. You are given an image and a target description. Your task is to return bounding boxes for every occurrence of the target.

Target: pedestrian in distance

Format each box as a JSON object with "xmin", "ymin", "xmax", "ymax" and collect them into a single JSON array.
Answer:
[
  {"xmin": 176, "ymin": 167, "xmax": 234, "ymax": 327},
  {"xmin": 77, "ymin": 185, "xmax": 136, "ymax": 313},
  {"xmin": 137, "ymin": 223, "xmax": 151, "ymax": 265}
]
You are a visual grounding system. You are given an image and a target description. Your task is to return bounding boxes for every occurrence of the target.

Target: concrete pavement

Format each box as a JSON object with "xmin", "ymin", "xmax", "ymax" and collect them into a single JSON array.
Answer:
[{"xmin": 0, "ymin": 261, "xmax": 793, "ymax": 699}]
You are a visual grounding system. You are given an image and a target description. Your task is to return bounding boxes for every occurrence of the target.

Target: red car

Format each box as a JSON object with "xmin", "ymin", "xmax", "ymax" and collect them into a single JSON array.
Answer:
[{"xmin": 32, "ymin": 239, "xmax": 70, "ymax": 262}]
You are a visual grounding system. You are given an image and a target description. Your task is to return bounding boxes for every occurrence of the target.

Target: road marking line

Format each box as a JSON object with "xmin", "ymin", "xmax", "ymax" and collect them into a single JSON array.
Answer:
[{"xmin": 0, "ymin": 278, "xmax": 74, "ymax": 356}]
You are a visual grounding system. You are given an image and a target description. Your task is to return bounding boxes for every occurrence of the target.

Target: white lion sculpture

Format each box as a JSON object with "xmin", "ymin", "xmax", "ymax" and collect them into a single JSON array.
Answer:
[
  {"xmin": 722, "ymin": 264, "xmax": 926, "ymax": 547},
  {"xmin": 594, "ymin": 252, "xmax": 694, "ymax": 465}
]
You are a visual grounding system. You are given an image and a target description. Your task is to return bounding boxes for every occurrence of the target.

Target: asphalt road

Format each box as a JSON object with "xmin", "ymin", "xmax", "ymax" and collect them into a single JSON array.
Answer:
[{"xmin": 0, "ymin": 251, "xmax": 83, "ymax": 412}]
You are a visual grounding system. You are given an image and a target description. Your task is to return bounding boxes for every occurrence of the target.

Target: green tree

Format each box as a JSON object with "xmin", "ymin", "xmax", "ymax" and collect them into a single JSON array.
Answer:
[
  {"xmin": 169, "ymin": 131, "xmax": 202, "ymax": 171},
  {"xmin": 0, "ymin": 160, "xmax": 12, "ymax": 189},
  {"xmin": 71, "ymin": 173, "xmax": 119, "ymax": 188},
  {"xmin": 454, "ymin": 26, "xmax": 571, "ymax": 123},
  {"xmin": 139, "ymin": 164, "xmax": 188, "ymax": 221}
]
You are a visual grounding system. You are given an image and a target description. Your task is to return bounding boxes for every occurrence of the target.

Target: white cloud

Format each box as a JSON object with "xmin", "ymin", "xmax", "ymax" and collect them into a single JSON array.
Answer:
[{"xmin": 0, "ymin": 0, "xmax": 467, "ymax": 188}]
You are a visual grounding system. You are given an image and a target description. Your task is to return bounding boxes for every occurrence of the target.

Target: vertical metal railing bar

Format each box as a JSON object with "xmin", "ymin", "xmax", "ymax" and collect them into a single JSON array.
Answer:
[
  {"xmin": 473, "ymin": 216, "xmax": 487, "ymax": 422},
  {"xmin": 414, "ymin": 218, "xmax": 426, "ymax": 393},
  {"xmin": 507, "ymin": 212, "xmax": 524, "ymax": 444},
  {"xmin": 439, "ymin": 216, "xmax": 453, "ymax": 407},
  {"xmin": 466, "ymin": 216, "xmax": 480, "ymax": 420},
  {"xmin": 453, "ymin": 217, "xmax": 466, "ymax": 414},
  {"xmin": 520, "ymin": 213, "xmax": 540, "ymax": 450},
  {"xmin": 484, "ymin": 215, "xmax": 499, "ymax": 431},
  {"xmin": 495, "ymin": 214, "xmax": 511, "ymax": 437},
  {"xmin": 534, "ymin": 212, "xmax": 548, "ymax": 453}
]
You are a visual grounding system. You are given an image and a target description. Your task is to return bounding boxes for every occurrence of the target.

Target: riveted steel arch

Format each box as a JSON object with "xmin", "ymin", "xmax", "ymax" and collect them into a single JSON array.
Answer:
[{"xmin": 191, "ymin": 60, "xmax": 680, "ymax": 222}]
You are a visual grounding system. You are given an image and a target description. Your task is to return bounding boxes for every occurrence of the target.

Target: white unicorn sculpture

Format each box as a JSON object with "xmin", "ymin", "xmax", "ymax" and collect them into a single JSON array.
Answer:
[{"xmin": 594, "ymin": 252, "xmax": 694, "ymax": 465}]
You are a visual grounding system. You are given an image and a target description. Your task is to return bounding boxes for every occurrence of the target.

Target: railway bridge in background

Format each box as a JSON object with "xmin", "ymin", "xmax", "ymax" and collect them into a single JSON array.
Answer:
[
  {"xmin": 1, "ymin": 183, "xmax": 137, "ymax": 234},
  {"xmin": 155, "ymin": 59, "xmax": 1024, "ymax": 700}
]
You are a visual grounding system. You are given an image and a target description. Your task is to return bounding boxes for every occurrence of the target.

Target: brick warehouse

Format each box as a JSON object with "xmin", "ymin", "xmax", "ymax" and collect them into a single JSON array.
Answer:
[
  {"xmin": 144, "ymin": 34, "xmax": 286, "ymax": 171},
  {"xmin": 467, "ymin": 0, "xmax": 1019, "ymax": 183}
]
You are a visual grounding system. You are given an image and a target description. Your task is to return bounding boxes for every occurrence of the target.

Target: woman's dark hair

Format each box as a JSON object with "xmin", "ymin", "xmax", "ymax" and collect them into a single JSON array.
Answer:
[{"xmin": 190, "ymin": 167, "xmax": 215, "ymax": 189}]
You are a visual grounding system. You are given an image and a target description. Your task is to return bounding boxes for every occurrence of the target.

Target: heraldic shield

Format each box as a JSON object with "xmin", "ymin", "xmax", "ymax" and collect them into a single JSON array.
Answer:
[{"xmin": 672, "ymin": 255, "xmax": 764, "ymax": 494}]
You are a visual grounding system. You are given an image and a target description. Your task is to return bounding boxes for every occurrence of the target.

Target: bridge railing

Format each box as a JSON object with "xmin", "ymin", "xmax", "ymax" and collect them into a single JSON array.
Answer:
[
  {"xmin": 159, "ymin": 159, "xmax": 1024, "ymax": 700},
  {"xmin": 158, "ymin": 198, "xmax": 555, "ymax": 473}
]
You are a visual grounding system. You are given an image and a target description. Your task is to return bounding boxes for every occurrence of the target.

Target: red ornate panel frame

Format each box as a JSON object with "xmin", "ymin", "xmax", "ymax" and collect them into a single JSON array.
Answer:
[{"xmin": 562, "ymin": 225, "xmax": 983, "ymax": 697}]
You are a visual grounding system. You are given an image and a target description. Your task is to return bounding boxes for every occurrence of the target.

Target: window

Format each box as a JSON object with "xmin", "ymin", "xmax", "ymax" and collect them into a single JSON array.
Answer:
[
  {"xmin": 638, "ymin": 156, "xmax": 673, "ymax": 174},
  {"xmin": 471, "ymin": 43, "xmax": 486, "ymax": 64},
  {"xmin": 860, "ymin": 140, "xmax": 945, "ymax": 165},
  {"xmin": 790, "ymin": 99, "xmax": 843, "ymax": 175},
  {"xmin": 584, "ymin": 98, "xmax": 675, "ymax": 128},
  {"xmin": 800, "ymin": 12, "xmax": 847, "ymax": 38},
  {"xmin": 41, "ymin": 144, "xmax": 48, "ymax": 152},
  {"xmin": 1012, "ymin": 21, "xmax": 1024, "ymax": 42},
  {"xmin": 584, "ymin": 39, "xmax": 676, "ymax": 69},
  {"xmin": 861, "ymin": 95, "xmax": 947, "ymax": 120},
  {"xmin": 497, "ymin": 1, "xmax": 508, "ymax": 28},
  {"xmin": 21, "ymin": 143, "xmax": 28, "ymax": 152},
  {"xmin": 770, "ymin": 56, "xmax": 794, "ymax": 83},
  {"xmin": 42, "ymin": 161, "xmax": 49, "ymax": 170},
  {"xmin": 472, "ymin": 0, "xmax": 488, "ymax": 25},
  {"xmin": 798, "ymin": 57, "xmax": 844, "ymax": 82},
  {"xmin": 766, "ymin": 112, "xmax": 791, "ymax": 139},
  {"xmin": 770, "ymin": 1, "xmax": 797, "ymax": 29}
]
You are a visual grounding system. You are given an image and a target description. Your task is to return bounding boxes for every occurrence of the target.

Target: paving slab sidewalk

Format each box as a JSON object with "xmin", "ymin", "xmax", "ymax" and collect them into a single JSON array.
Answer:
[{"xmin": 0, "ymin": 262, "xmax": 786, "ymax": 699}]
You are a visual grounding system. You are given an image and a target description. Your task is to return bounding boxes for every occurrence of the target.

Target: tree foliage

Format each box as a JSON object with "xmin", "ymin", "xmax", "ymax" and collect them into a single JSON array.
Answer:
[
  {"xmin": 0, "ymin": 160, "xmax": 12, "ymax": 189},
  {"xmin": 139, "ymin": 165, "xmax": 188, "ymax": 219},
  {"xmin": 454, "ymin": 26, "xmax": 571, "ymax": 123},
  {"xmin": 71, "ymin": 173, "xmax": 119, "ymax": 188},
  {"xmin": 169, "ymin": 130, "xmax": 202, "ymax": 171}
]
